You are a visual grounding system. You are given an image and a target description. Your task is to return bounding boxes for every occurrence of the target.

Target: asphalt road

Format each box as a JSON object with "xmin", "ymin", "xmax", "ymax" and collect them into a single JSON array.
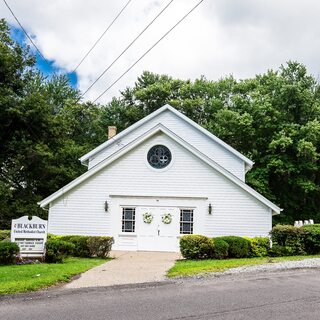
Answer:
[{"xmin": 1, "ymin": 269, "xmax": 320, "ymax": 320}]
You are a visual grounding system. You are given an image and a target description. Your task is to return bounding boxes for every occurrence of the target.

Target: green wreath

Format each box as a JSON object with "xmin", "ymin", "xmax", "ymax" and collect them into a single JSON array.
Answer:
[
  {"xmin": 143, "ymin": 212, "xmax": 153, "ymax": 224},
  {"xmin": 161, "ymin": 213, "xmax": 172, "ymax": 224}
]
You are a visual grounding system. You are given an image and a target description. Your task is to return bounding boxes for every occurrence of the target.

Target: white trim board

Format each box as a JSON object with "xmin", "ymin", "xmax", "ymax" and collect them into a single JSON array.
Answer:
[
  {"xmin": 39, "ymin": 124, "xmax": 280, "ymax": 215},
  {"xmin": 79, "ymin": 104, "xmax": 254, "ymax": 168},
  {"xmin": 109, "ymin": 194, "xmax": 208, "ymax": 200},
  {"xmin": 118, "ymin": 204, "xmax": 198, "ymax": 209}
]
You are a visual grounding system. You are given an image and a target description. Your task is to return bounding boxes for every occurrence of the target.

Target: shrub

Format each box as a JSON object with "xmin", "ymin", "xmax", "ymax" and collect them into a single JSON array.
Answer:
[
  {"xmin": 301, "ymin": 224, "xmax": 320, "ymax": 254},
  {"xmin": 180, "ymin": 235, "xmax": 214, "ymax": 259},
  {"xmin": 245, "ymin": 237, "xmax": 270, "ymax": 257},
  {"xmin": 212, "ymin": 238, "xmax": 229, "ymax": 259},
  {"xmin": 87, "ymin": 236, "xmax": 114, "ymax": 258},
  {"xmin": 270, "ymin": 225, "xmax": 306, "ymax": 255},
  {"xmin": 47, "ymin": 235, "xmax": 114, "ymax": 258},
  {"xmin": 0, "ymin": 230, "xmax": 10, "ymax": 242},
  {"xmin": 58, "ymin": 235, "xmax": 91, "ymax": 257},
  {"xmin": 0, "ymin": 241, "xmax": 19, "ymax": 264},
  {"xmin": 302, "ymin": 224, "xmax": 320, "ymax": 232},
  {"xmin": 271, "ymin": 225, "xmax": 303, "ymax": 246},
  {"xmin": 268, "ymin": 244, "xmax": 294, "ymax": 257},
  {"xmin": 216, "ymin": 236, "xmax": 251, "ymax": 258},
  {"xmin": 47, "ymin": 234, "xmax": 60, "ymax": 240},
  {"xmin": 45, "ymin": 239, "xmax": 75, "ymax": 263}
]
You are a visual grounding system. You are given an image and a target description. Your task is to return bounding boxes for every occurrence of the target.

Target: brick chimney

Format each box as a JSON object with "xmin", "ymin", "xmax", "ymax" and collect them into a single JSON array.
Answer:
[{"xmin": 108, "ymin": 126, "xmax": 117, "ymax": 140}]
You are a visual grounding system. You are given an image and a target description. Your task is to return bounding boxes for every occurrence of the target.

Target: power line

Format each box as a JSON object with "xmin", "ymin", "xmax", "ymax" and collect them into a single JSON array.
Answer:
[
  {"xmin": 81, "ymin": 0, "xmax": 175, "ymax": 97},
  {"xmin": 72, "ymin": 0, "xmax": 132, "ymax": 73},
  {"xmin": 92, "ymin": 0, "xmax": 204, "ymax": 103},
  {"xmin": 2, "ymin": 0, "xmax": 51, "ymax": 67}
]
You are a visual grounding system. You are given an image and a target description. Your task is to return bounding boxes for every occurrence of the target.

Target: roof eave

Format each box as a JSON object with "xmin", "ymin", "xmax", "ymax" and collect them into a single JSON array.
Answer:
[
  {"xmin": 79, "ymin": 105, "xmax": 170, "ymax": 163},
  {"xmin": 165, "ymin": 105, "xmax": 254, "ymax": 167}
]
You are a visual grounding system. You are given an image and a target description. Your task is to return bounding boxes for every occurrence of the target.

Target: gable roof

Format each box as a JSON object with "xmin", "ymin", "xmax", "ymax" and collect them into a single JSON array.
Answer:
[
  {"xmin": 39, "ymin": 123, "xmax": 280, "ymax": 215},
  {"xmin": 79, "ymin": 104, "xmax": 254, "ymax": 169}
]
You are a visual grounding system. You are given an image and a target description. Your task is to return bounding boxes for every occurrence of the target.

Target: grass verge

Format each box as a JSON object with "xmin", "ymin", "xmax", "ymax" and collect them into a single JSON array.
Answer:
[
  {"xmin": 167, "ymin": 255, "xmax": 320, "ymax": 278},
  {"xmin": 0, "ymin": 257, "xmax": 108, "ymax": 295}
]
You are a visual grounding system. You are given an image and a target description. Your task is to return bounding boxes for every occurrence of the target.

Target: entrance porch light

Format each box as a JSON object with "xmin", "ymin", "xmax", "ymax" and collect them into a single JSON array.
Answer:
[{"xmin": 208, "ymin": 203, "xmax": 212, "ymax": 215}]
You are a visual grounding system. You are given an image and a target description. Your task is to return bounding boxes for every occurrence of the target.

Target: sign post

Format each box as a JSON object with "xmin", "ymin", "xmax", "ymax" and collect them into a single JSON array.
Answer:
[{"xmin": 11, "ymin": 216, "xmax": 48, "ymax": 257}]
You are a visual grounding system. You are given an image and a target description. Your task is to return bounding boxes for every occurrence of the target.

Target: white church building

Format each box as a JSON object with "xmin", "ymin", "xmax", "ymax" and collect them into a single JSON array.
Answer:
[{"xmin": 39, "ymin": 105, "xmax": 281, "ymax": 252}]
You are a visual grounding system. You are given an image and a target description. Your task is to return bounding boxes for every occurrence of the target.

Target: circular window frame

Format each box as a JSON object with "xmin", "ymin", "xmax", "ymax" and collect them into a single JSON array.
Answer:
[{"xmin": 146, "ymin": 144, "xmax": 173, "ymax": 171}]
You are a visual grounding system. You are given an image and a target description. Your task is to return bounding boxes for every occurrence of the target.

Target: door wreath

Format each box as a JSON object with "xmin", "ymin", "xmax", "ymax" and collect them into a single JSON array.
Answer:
[
  {"xmin": 161, "ymin": 213, "xmax": 172, "ymax": 224},
  {"xmin": 143, "ymin": 212, "xmax": 153, "ymax": 224}
]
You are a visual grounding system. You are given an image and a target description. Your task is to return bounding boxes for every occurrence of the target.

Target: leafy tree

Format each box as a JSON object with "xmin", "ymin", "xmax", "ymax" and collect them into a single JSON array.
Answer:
[{"xmin": 0, "ymin": 19, "xmax": 103, "ymax": 228}]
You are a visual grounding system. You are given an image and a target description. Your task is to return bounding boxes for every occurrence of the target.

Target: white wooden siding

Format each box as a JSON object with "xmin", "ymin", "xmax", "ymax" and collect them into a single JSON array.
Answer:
[
  {"xmin": 49, "ymin": 132, "xmax": 271, "ymax": 250},
  {"xmin": 88, "ymin": 110, "xmax": 245, "ymax": 180}
]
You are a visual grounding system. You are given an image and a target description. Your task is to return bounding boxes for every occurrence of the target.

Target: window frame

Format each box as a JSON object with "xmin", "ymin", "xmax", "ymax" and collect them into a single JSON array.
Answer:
[
  {"xmin": 180, "ymin": 209, "xmax": 194, "ymax": 234},
  {"xmin": 122, "ymin": 207, "xmax": 136, "ymax": 233},
  {"xmin": 147, "ymin": 144, "xmax": 172, "ymax": 170}
]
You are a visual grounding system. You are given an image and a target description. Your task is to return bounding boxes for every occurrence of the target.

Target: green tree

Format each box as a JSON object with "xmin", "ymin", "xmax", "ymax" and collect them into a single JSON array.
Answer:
[{"xmin": 0, "ymin": 19, "xmax": 104, "ymax": 228}]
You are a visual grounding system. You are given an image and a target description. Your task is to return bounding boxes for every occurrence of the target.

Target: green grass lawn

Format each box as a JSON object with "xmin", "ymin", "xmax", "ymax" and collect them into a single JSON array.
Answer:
[
  {"xmin": 0, "ymin": 257, "xmax": 108, "ymax": 295},
  {"xmin": 167, "ymin": 255, "xmax": 320, "ymax": 278}
]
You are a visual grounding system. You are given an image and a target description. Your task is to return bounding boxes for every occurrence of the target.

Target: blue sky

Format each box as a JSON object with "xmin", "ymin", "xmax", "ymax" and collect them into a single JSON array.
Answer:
[{"xmin": 10, "ymin": 25, "xmax": 78, "ymax": 87}]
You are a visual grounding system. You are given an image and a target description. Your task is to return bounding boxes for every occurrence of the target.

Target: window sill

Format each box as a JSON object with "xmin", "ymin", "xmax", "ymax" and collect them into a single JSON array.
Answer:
[{"xmin": 118, "ymin": 234, "xmax": 137, "ymax": 237}]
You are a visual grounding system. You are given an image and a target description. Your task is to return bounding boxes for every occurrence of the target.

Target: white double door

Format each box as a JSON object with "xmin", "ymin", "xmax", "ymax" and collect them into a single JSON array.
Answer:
[{"xmin": 137, "ymin": 206, "xmax": 180, "ymax": 252}]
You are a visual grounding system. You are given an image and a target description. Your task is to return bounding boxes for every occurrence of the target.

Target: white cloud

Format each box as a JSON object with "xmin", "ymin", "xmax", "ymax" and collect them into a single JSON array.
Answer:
[{"xmin": 1, "ymin": 0, "xmax": 320, "ymax": 103}]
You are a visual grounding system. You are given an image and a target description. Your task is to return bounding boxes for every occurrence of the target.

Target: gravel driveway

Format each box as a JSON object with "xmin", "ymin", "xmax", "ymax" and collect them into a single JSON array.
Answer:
[
  {"xmin": 64, "ymin": 251, "xmax": 180, "ymax": 289},
  {"xmin": 223, "ymin": 258, "xmax": 320, "ymax": 275}
]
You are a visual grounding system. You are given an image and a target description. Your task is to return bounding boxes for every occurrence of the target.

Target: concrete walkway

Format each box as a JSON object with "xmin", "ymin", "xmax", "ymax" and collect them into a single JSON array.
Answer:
[{"xmin": 64, "ymin": 251, "xmax": 180, "ymax": 289}]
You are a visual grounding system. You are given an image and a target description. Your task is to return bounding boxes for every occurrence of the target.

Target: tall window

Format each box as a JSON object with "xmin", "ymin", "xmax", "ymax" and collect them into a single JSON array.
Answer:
[
  {"xmin": 122, "ymin": 208, "xmax": 135, "ymax": 232},
  {"xmin": 180, "ymin": 209, "xmax": 193, "ymax": 234}
]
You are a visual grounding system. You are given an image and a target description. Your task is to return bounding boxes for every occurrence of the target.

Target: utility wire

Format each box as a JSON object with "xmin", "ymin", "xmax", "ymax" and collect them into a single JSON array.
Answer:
[
  {"xmin": 92, "ymin": 0, "xmax": 204, "ymax": 103},
  {"xmin": 2, "ymin": 0, "xmax": 51, "ymax": 66},
  {"xmin": 72, "ymin": 0, "xmax": 132, "ymax": 73},
  {"xmin": 81, "ymin": 0, "xmax": 175, "ymax": 97}
]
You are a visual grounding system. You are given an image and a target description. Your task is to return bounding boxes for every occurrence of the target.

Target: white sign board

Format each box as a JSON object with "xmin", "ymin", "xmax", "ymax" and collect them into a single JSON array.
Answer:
[{"xmin": 11, "ymin": 216, "xmax": 48, "ymax": 257}]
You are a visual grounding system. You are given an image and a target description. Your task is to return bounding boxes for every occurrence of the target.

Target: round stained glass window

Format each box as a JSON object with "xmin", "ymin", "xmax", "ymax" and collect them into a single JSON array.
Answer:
[{"xmin": 147, "ymin": 145, "xmax": 172, "ymax": 169}]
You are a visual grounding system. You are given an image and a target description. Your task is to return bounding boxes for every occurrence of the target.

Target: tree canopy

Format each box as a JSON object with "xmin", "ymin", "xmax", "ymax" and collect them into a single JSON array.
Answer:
[
  {"xmin": 0, "ymin": 19, "xmax": 319, "ymax": 228},
  {"xmin": 0, "ymin": 19, "xmax": 104, "ymax": 227}
]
